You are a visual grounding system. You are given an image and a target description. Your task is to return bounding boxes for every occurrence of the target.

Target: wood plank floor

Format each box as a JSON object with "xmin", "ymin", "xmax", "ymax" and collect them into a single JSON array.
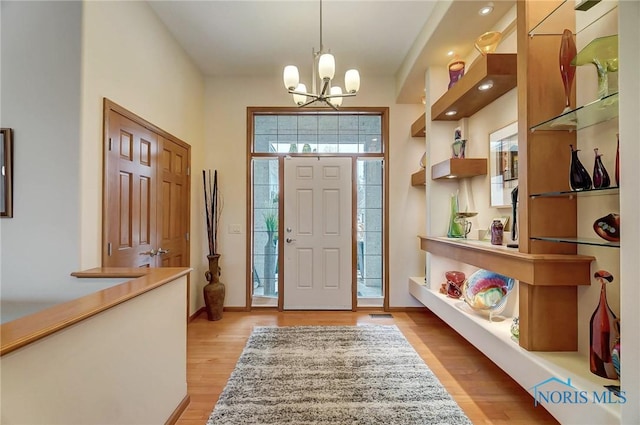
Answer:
[{"xmin": 176, "ymin": 310, "xmax": 558, "ymax": 425}]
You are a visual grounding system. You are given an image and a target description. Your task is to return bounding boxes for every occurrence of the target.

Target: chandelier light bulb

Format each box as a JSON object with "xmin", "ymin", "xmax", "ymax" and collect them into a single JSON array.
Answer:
[
  {"xmin": 283, "ymin": 66, "xmax": 300, "ymax": 91},
  {"xmin": 293, "ymin": 83, "xmax": 308, "ymax": 105},
  {"xmin": 329, "ymin": 86, "xmax": 343, "ymax": 106},
  {"xmin": 345, "ymin": 69, "xmax": 360, "ymax": 94},
  {"xmin": 318, "ymin": 53, "xmax": 335, "ymax": 80}
]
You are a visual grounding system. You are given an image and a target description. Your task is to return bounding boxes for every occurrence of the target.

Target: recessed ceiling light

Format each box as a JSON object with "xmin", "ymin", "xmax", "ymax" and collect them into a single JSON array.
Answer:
[
  {"xmin": 478, "ymin": 81, "xmax": 494, "ymax": 91},
  {"xmin": 445, "ymin": 110, "xmax": 457, "ymax": 116},
  {"xmin": 447, "ymin": 51, "xmax": 455, "ymax": 56},
  {"xmin": 479, "ymin": 3, "xmax": 494, "ymax": 16}
]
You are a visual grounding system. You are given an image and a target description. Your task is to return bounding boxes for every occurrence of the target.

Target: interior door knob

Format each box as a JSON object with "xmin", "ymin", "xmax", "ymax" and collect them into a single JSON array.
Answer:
[
  {"xmin": 140, "ymin": 249, "xmax": 157, "ymax": 257},
  {"xmin": 286, "ymin": 238, "xmax": 296, "ymax": 243},
  {"xmin": 157, "ymin": 247, "xmax": 170, "ymax": 255}
]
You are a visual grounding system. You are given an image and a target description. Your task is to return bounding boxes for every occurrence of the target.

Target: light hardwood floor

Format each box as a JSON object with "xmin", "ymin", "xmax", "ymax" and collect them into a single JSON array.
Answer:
[{"xmin": 176, "ymin": 310, "xmax": 558, "ymax": 425}]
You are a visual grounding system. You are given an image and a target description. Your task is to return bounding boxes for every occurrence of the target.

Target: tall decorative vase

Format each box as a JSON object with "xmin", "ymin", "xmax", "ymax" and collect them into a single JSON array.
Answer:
[
  {"xmin": 559, "ymin": 29, "xmax": 577, "ymax": 113},
  {"xmin": 203, "ymin": 254, "xmax": 225, "ymax": 321},
  {"xmin": 569, "ymin": 144, "xmax": 592, "ymax": 191},
  {"xmin": 447, "ymin": 57, "xmax": 465, "ymax": 89},
  {"xmin": 592, "ymin": 148, "xmax": 611, "ymax": 188},
  {"xmin": 447, "ymin": 193, "xmax": 465, "ymax": 238},
  {"xmin": 589, "ymin": 270, "xmax": 619, "ymax": 379},
  {"xmin": 615, "ymin": 134, "xmax": 620, "ymax": 186}
]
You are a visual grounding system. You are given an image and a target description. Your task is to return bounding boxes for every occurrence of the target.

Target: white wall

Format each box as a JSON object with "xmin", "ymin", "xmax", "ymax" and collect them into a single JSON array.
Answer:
[
  {"xmin": 205, "ymin": 75, "xmax": 425, "ymax": 307},
  {"xmin": 80, "ymin": 0, "xmax": 206, "ymax": 314},
  {"xmin": 0, "ymin": 1, "xmax": 83, "ymax": 301},
  {"xmin": 0, "ymin": 276, "xmax": 187, "ymax": 424}
]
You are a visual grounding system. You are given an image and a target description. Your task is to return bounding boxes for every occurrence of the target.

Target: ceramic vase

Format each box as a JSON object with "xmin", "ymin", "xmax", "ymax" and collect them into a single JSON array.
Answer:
[
  {"xmin": 589, "ymin": 270, "xmax": 619, "ymax": 379},
  {"xmin": 592, "ymin": 148, "xmax": 611, "ymax": 188},
  {"xmin": 559, "ymin": 29, "xmax": 577, "ymax": 113},
  {"xmin": 569, "ymin": 144, "xmax": 592, "ymax": 191},
  {"xmin": 203, "ymin": 254, "xmax": 225, "ymax": 321}
]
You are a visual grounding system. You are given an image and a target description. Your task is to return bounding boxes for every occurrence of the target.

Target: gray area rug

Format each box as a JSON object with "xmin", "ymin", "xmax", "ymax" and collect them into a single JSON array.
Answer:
[{"xmin": 207, "ymin": 325, "xmax": 472, "ymax": 424}]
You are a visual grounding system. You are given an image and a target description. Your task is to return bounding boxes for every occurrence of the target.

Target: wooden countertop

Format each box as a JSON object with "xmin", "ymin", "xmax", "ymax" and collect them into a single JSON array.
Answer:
[{"xmin": 1, "ymin": 267, "xmax": 191, "ymax": 356}]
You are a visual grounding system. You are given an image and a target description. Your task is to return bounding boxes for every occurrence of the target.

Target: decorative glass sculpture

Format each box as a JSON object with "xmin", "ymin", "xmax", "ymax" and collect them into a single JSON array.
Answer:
[
  {"xmin": 569, "ymin": 144, "xmax": 592, "ymax": 191},
  {"xmin": 510, "ymin": 316, "xmax": 520, "ymax": 340},
  {"xmin": 612, "ymin": 338, "xmax": 621, "ymax": 378},
  {"xmin": 592, "ymin": 148, "xmax": 611, "ymax": 188},
  {"xmin": 462, "ymin": 269, "xmax": 515, "ymax": 321},
  {"xmin": 615, "ymin": 134, "xmax": 620, "ymax": 187},
  {"xmin": 451, "ymin": 139, "xmax": 466, "ymax": 158},
  {"xmin": 571, "ymin": 35, "xmax": 619, "ymax": 99},
  {"xmin": 445, "ymin": 271, "xmax": 465, "ymax": 299},
  {"xmin": 590, "ymin": 270, "xmax": 619, "ymax": 380},
  {"xmin": 448, "ymin": 57, "xmax": 465, "ymax": 89},
  {"xmin": 474, "ymin": 31, "xmax": 502, "ymax": 56},
  {"xmin": 559, "ymin": 29, "xmax": 577, "ymax": 113},
  {"xmin": 447, "ymin": 193, "xmax": 464, "ymax": 238},
  {"xmin": 593, "ymin": 213, "xmax": 620, "ymax": 242}
]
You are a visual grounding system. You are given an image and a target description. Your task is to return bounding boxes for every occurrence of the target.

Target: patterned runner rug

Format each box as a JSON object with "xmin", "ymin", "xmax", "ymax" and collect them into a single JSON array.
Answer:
[{"xmin": 207, "ymin": 325, "xmax": 471, "ymax": 424}]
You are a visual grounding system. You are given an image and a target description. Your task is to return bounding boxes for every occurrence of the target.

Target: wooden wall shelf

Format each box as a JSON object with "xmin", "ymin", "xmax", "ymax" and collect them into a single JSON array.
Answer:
[
  {"xmin": 431, "ymin": 158, "xmax": 487, "ymax": 180},
  {"xmin": 411, "ymin": 112, "xmax": 426, "ymax": 137},
  {"xmin": 419, "ymin": 236, "xmax": 594, "ymax": 285},
  {"xmin": 431, "ymin": 53, "xmax": 517, "ymax": 121},
  {"xmin": 411, "ymin": 169, "xmax": 426, "ymax": 186}
]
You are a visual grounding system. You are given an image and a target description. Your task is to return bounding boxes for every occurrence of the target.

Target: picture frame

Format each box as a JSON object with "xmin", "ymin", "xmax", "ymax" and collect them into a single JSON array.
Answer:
[
  {"xmin": 489, "ymin": 121, "xmax": 518, "ymax": 208},
  {"xmin": 1, "ymin": 128, "xmax": 13, "ymax": 218}
]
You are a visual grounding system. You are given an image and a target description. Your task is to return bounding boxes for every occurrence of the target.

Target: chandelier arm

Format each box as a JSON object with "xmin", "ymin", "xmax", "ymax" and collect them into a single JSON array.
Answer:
[
  {"xmin": 325, "ymin": 92, "xmax": 356, "ymax": 98},
  {"xmin": 319, "ymin": 79, "xmax": 330, "ymax": 96},
  {"xmin": 288, "ymin": 89, "xmax": 315, "ymax": 97},
  {"xmin": 298, "ymin": 97, "xmax": 322, "ymax": 108}
]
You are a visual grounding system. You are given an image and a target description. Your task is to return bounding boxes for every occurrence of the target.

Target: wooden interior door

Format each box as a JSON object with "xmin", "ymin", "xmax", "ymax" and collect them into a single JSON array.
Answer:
[
  {"xmin": 103, "ymin": 100, "xmax": 190, "ymax": 268},
  {"xmin": 158, "ymin": 136, "xmax": 189, "ymax": 267}
]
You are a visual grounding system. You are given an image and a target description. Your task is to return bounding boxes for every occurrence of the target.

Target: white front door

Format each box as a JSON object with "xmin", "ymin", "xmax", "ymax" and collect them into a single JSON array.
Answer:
[{"xmin": 283, "ymin": 157, "xmax": 353, "ymax": 310}]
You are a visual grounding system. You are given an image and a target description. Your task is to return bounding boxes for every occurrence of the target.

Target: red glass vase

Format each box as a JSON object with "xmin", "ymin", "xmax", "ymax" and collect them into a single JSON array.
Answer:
[
  {"xmin": 589, "ymin": 270, "xmax": 619, "ymax": 379},
  {"xmin": 559, "ymin": 29, "xmax": 577, "ymax": 113}
]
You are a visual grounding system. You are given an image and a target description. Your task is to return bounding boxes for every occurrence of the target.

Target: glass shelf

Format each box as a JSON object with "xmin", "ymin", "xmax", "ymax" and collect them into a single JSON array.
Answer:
[
  {"xmin": 531, "ymin": 236, "xmax": 619, "ymax": 248},
  {"xmin": 530, "ymin": 186, "xmax": 619, "ymax": 198},
  {"xmin": 530, "ymin": 92, "xmax": 618, "ymax": 131},
  {"xmin": 529, "ymin": 1, "xmax": 618, "ymax": 36}
]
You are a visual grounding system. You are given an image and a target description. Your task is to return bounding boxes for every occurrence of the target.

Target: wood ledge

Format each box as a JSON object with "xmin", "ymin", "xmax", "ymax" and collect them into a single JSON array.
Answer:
[
  {"xmin": 1, "ymin": 267, "xmax": 191, "ymax": 356},
  {"xmin": 419, "ymin": 236, "xmax": 594, "ymax": 286}
]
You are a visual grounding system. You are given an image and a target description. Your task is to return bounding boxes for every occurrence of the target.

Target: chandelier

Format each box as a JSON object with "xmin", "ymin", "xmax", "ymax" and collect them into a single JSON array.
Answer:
[{"xmin": 282, "ymin": 0, "xmax": 360, "ymax": 109}]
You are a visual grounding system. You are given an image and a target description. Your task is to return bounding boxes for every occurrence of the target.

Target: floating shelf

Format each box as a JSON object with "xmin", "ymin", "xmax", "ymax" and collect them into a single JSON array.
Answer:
[
  {"xmin": 419, "ymin": 236, "xmax": 594, "ymax": 286},
  {"xmin": 431, "ymin": 158, "xmax": 487, "ymax": 180},
  {"xmin": 531, "ymin": 236, "xmax": 620, "ymax": 248},
  {"xmin": 530, "ymin": 186, "xmax": 619, "ymax": 198},
  {"xmin": 411, "ymin": 169, "xmax": 426, "ymax": 186},
  {"xmin": 431, "ymin": 53, "xmax": 517, "ymax": 121},
  {"xmin": 411, "ymin": 112, "xmax": 426, "ymax": 137},
  {"xmin": 530, "ymin": 92, "xmax": 619, "ymax": 131}
]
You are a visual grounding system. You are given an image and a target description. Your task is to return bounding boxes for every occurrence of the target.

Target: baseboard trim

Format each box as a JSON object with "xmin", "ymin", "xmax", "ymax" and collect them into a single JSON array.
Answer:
[
  {"xmin": 164, "ymin": 394, "xmax": 190, "ymax": 425},
  {"xmin": 189, "ymin": 307, "xmax": 205, "ymax": 322},
  {"xmin": 386, "ymin": 306, "xmax": 430, "ymax": 313},
  {"xmin": 224, "ymin": 306, "xmax": 251, "ymax": 312}
]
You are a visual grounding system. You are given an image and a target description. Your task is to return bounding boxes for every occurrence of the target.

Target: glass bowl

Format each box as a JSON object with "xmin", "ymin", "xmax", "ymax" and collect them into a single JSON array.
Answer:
[
  {"xmin": 462, "ymin": 269, "xmax": 514, "ymax": 320},
  {"xmin": 475, "ymin": 31, "xmax": 503, "ymax": 56}
]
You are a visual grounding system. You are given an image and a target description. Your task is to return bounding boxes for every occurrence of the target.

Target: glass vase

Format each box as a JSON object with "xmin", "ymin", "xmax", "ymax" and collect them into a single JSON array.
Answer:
[
  {"xmin": 592, "ymin": 148, "xmax": 611, "ymax": 189},
  {"xmin": 559, "ymin": 29, "xmax": 577, "ymax": 113},
  {"xmin": 589, "ymin": 270, "xmax": 619, "ymax": 380},
  {"xmin": 447, "ymin": 193, "xmax": 465, "ymax": 238},
  {"xmin": 448, "ymin": 58, "xmax": 465, "ymax": 90},
  {"xmin": 569, "ymin": 144, "xmax": 592, "ymax": 191}
]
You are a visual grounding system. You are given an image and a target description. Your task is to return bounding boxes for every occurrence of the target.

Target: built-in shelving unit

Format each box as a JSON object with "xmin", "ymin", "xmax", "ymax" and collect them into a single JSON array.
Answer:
[
  {"xmin": 431, "ymin": 53, "xmax": 517, "ymax": 121},
  {"xmin": 530, "ymin": 92, "xmax": 619, "ymax": 131},
  {"xmin": 431, "ymin": 158, "xmax": 487, "ymax": 180},
  {"xmin": 411, "ymin": 112, "xmax": 426, "ymax": 137},
  {"xmin": 410, "ymin": 169, "xmax": 426, "ymax": 186},
  {"xmin": 530, "ymin": 236, "xmax": 620, "ymax": 248},
  {"xmin": 530, "ymin": 186, "xmax": 619, "ymax": 198}
]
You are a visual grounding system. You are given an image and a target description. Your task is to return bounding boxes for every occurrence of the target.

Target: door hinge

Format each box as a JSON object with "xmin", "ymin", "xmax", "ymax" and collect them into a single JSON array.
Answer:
[
  {"xmin": 186, "ymin": 167, "xmax": 190, "ymax": 176},
  {"xmin": 108, "ymin": 137, "xmax": 112, "ymax": 151},
  {"xmin": 107, "ymin": 242, "xmax": 112, "ymax": 256},
  {"xmin": 185, "ymin": 232, "xmax": 190, "ymax": 241}
]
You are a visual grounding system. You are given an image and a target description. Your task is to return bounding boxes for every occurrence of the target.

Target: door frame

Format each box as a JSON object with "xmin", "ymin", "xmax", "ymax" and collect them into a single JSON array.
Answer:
[
  {"xmin": 245, "ymin": 107, "xmax": 390, "ymax": 311},
  {"xmin": 102, "ymin": 99, "xmax": 192, "ymax": 276}
]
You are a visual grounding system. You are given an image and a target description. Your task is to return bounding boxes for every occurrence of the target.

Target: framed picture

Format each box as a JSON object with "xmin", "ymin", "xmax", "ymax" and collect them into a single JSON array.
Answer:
[
  {"xmin": 1, "ymin": 128, "xmax": 13, "ymax": 218},
  {"xmin": 489, "ymin": 121, "xmax": 518, "ymax": 207}
]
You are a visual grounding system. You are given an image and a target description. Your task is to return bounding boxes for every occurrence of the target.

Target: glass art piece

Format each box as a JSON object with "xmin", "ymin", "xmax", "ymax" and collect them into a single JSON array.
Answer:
[
  {"xmin": 452, "ymin": 139, "xmax": 466, "ymax": 158},
  {"xmin": 571, "ymin": 35, "xmax": 618, "ymax": 99},
  {"xmin": 448, "ymin": 57, "xmax": 465, "ymax": 89},
  {"xmin": 592, "ymin": 148, "xmax": 611, "ymax": 189},
  {"xmin": 462, "ymin": 269, "xmax": 515, "ymax": 321},
  {"xmin": 445, "ymin": 271, "xmax": 465, "ymax": 299},
  {"xmin": 612, "ymin": 338, "xmax": 621, "ymax": 379},
  {"xmin": 615, "ymin": 134, "xmax": 620, "ymax": 187},
  {"xmin": 474, "ymin": 31, "xmax": 502, "ymax": 56},
  {"xmin": 590, "ymin": 270, "xmax": 619, "ymax": 380},
  {"xmin": 569, "ymin": 144, "xmax": 592, "ymax": 191},
  {"xmin": 510, "ymin": 316, "xmax": 520, "ymax": 340},
  {"xmin": 593, "ymin": 213, "xmax": 620, "ymax": 242},
  {"xmin": 559, "ymin": 29, "xmax": 577, "ymax": 113}
]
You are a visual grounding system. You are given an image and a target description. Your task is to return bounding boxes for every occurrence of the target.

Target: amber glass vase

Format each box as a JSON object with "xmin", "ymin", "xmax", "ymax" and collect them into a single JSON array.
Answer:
[
  {"xmin": 590, "ymin": 270, "xmax": 619, "ymax": 379},
  {"xmin": 559, "ymin": 29, "xmax": 577, "ymax": 113}
]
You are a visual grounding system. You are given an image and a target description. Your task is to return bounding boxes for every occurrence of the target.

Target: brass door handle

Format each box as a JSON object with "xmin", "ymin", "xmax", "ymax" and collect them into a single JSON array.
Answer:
[{"xmin": 157, "ymin": 248, "xmax": 170, "ymax": 255}]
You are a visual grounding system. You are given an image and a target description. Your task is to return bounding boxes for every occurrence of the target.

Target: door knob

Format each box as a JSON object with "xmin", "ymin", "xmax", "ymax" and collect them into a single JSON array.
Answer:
[
  {"xmin": 157, "ymin": 247, "xmax": 170, "ymax": 255},
  {"xmin": 286, "ymin": 238, "xmax": 296, "ymax": 243},
  {"xmin": 140, "ymin": 249, "xmax": 157, "ymax": 257}
]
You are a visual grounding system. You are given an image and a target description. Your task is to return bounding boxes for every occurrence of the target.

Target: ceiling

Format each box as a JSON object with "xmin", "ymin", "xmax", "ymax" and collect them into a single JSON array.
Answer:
[{"xmin": 148, "ymin": 0, "xmax": 515, "ymax": 104}]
